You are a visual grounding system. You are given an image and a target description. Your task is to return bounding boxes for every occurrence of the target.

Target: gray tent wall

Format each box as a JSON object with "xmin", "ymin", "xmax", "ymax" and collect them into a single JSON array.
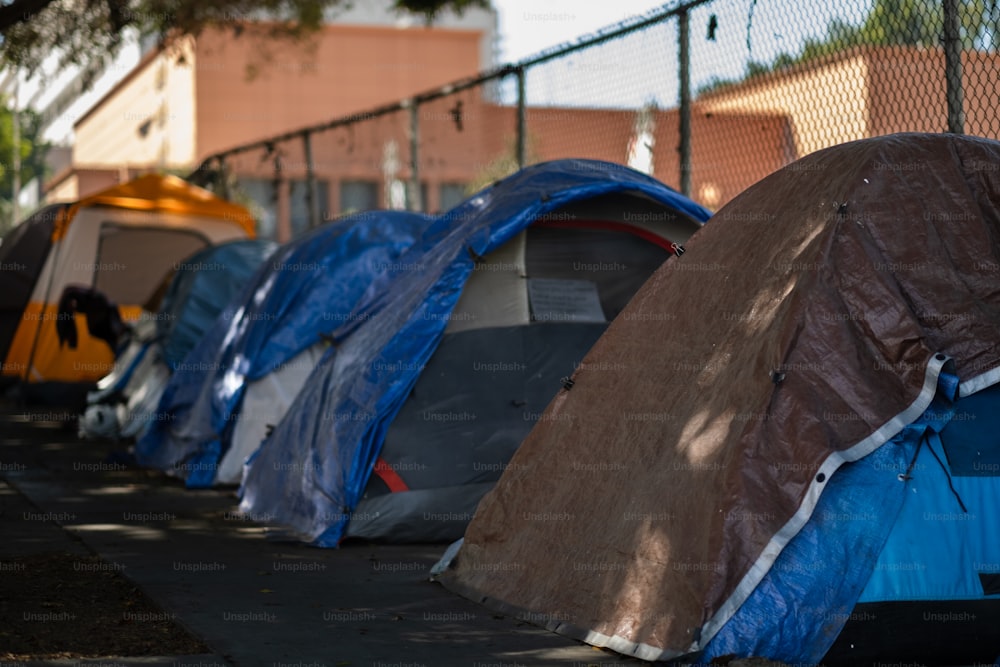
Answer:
[{"xmin": 342, "ymin": 192, "xmax": 705, "ymax": 542}]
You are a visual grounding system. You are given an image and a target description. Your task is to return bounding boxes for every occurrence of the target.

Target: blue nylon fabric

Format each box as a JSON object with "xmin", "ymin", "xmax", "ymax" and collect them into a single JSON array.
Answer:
[
  {"xmin": 108, "ymin": 341, "xmax": 152, "ymax": 394},
  {"xmin": 158, "ymin": 240, "xmax": 277, "ymax": 369},
  {"xmin": 702, "ymin": 372, "xmax": 959, "ymax": 665},
  {"xmin": 135, "ymin": 211, "xmax": 430, "ymax": 484},
  {"xmin": 860, "ymin": 381, "xmax": 1000, "ymax": 603},
  {"xmin": 238, "ymin": 158, "xmax": 712, "ymax": 545}
]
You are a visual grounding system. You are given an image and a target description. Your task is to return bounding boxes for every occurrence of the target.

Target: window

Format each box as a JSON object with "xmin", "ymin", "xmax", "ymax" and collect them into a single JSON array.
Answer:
[
  {"xmin": 290, "ymin": 179, "xmax": 331, "ymax": 238},
  {"xmin": 406, "ymin": 182, "xmax": 429, "ymax": 213},
  {"xmin": 340, "ymin": 180, "xmax": 378, "ymax": 215},
  {"xmin": 235, "ymin": 179, "xmax": 278, "ymax": 240},
  {"xmin": 438, "ymin": 182, "xmax": 469, "ymax": 212}
]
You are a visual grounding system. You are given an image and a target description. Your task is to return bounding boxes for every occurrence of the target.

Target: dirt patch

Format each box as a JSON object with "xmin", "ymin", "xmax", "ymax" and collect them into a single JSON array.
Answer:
[{"xmin": 0, "ymin": 551, "xmax": 208, "ymax": 660}]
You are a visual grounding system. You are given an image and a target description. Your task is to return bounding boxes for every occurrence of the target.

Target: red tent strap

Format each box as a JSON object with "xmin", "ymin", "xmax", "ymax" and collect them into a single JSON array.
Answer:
[
  {"xmin": 373, "ymin": 457, "xmax": 410, "ymax": 493},
  {"xmin": 534, "ymin": 219, "xmax": 685, "ymax": 256}
]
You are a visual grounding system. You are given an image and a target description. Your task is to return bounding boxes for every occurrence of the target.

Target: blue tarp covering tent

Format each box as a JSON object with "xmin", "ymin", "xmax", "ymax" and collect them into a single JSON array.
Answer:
[
  {"xmin": 703, "ymin": 371, "xmax": 1000, "ymax": 665},
  {"xmin": 157, "ymin": 240, "xmax": 278, "ymax": 370},
  {"xmin": 135, "ymin": 210, "xmax": 431, "ymax": 485},
  {"xmin": 237, "ymin": 158, "xmax": 712, "ymax": 546}
]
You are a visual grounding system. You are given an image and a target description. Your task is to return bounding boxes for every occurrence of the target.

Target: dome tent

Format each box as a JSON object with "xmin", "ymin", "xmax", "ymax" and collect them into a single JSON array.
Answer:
[
  {"xmin": 436, "ymin": 134, "xmax": 1000, "ymax": 666},
  {"xmin": 238, "ymin": 158, "xmax": 711, "ymax": 545},
  {"xmin": 135, "ymin": 210, "xmax": 431, "ymax": 485},
  {"xmin": 0, "ymin": 174, "xmax": 253, "ymax": 403},
  {"xmin": 79, "ymin": 239, "xmax": 276, "ymax": 441}
]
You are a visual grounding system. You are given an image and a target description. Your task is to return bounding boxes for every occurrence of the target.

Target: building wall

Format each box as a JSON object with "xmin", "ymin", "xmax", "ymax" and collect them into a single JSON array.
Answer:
[
  {"xmin": 698, "ymin": 50, "xmax": 871, "ymax": 158},
  {"xmin": 73, "ymin": 39, "xmax": 198, "ymax": 169},
  {"xmin": 193, "ymin": 24, "xmax": 487, "ymax": 161},
  {"xmin": 44, "ymin": 167, "xmax": 148, "ymax": 203},
  {"xmin": 866, "ymin": 46, "xmax": 1000, "ymax": 140}
]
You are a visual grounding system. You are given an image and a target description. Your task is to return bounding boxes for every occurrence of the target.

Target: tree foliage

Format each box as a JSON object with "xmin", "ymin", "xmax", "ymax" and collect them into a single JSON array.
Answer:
[
  {"xmin": 698, "ymin": 0, "xmax": 999, "ymax": 97},
  {"xmin": 0, "ymin": 0, "xmax": 490, "ymax": 88},
  {"xmin": 0, "ymin": 96, "xmax": 49, "ymax": 232}
]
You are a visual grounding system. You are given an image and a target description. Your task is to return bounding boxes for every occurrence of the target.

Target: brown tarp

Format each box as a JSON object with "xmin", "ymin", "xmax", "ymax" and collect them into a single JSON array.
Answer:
[{"xmin": 440, "ymin": 133, "xmax": 1000, "ymax": 659}]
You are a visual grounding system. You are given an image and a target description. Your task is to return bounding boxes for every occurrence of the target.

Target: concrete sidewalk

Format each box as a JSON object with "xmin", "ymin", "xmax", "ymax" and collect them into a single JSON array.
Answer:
[{"xmin": 1, "ymin": 402, "xmax": 641, "ymax": 667}]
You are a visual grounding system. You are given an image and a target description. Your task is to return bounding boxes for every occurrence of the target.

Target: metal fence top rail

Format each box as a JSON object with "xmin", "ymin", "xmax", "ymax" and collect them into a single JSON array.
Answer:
[{"xmin": 191, "ymin": 0, "xmax": 712, "ymax": 173}]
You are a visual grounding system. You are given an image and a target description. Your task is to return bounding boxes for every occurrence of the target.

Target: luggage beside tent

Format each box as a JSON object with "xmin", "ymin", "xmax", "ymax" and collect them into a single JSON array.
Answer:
[
  {"xmin": 435, "ymin": 134, "xmax": 1000, "ymax": 665},
  {"xmin": 0, "ymin": 174, "xmax": 254, "ymax": 404},
  {"xmin": 237, "ymin": 158, "xmax": 712, "ymax": 545}
]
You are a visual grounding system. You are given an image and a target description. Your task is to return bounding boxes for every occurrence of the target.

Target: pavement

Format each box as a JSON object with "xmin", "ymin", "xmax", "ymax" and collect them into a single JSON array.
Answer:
[{"xmin": 0, "ymin": 400, "xmax": 642, "ymax": 667}]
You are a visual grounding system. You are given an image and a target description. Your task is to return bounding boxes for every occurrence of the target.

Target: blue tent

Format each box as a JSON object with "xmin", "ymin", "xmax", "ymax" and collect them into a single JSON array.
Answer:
[
  {"xmin": 79, "ymin": 239, "xmax": 276, "ymax": 441},
  {"xmin": 157, "ymin": 240, "xmax": 278, "ymax": 370},
  {"xmin": 135, "ymin": 210, "xmax": 430, "ymax": 485},
  {"xmin": 238, "ymin": 158, "xmax": 712, "ymax": 546}
]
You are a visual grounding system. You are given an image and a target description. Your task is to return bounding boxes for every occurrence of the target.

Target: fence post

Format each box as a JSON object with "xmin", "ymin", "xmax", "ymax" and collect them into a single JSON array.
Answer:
[
  {"xmin": 217, "ymin": 157, "xmax": 231, "ymax": 199},
  {"xmin": 678, "ymin": 8, "xmax": 692, "ymax": 197},
  {"xmin": 303, "ymin": 131, "xmax": 321, "ymax": 229},
  {"xmin": 943, "ymin": 0, "xmax": 965, "ymax": 134},
  {"xmin": 516, "ymin": 67, "xmax": 527, "ymax": 169},
  {"xmin": 409, "ymin": 101, "xmax": 422, "ymax": 212}
]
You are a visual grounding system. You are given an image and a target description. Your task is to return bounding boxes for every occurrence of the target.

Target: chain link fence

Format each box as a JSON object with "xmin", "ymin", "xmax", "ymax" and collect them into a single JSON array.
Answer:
[{"xmin": 191, "ymin": 0, "xmax": 1000, "ymax": 239}]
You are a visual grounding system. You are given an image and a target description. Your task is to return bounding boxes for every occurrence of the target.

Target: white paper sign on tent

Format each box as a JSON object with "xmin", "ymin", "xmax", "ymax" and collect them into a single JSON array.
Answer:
[{"xmin": 527, "ymin": 278, "xmax": 605, "ymax": 324}]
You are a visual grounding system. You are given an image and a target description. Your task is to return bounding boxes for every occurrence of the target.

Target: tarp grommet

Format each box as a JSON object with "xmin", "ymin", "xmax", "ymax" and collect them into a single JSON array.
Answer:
[{"xmin": 816, "ymin": 472, "xmax": 826, "ymax": 483}]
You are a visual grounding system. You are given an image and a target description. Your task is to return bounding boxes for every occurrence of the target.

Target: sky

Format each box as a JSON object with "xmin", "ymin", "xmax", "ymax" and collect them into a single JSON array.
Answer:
[
  {"xmin": 492, "ymin": 0, "xmax": 672, "ymax": 63},
  {"xmin": 489, "ymin": 0, "xmax": 872, "ymax": 107}
]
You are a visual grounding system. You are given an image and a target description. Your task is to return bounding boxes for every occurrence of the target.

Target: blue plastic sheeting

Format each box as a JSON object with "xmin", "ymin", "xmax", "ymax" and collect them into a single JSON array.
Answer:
[
  {"xmin": 702, "ymin": 372, "xmax": 1000, "ymax": 664},
  {"xmin": 158, "ymin": 240, "xmax": 277, "ymax": 370},
  {"xmin": 135, "ymin": 211, "xmax": 431, "ymax": 484},
  {"xmin": 859, "ymin": 381, "xmax": 1000, "ymax": 603},
  {"xmin": 238, "ymin": 158, "xmax": 712, "ymax": 546}
]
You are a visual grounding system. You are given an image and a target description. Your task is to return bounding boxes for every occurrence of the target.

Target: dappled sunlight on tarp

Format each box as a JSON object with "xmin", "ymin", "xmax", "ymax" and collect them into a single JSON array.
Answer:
[{"xmin": 441, "ymin": 134, "xmax": 1000, "ymax": 662}]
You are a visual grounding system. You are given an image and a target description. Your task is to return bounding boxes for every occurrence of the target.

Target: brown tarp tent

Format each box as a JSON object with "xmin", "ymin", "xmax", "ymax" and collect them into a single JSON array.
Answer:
[{"xmin": 438, "ymin": 133, "xmax": 1000, "ymax": 661}]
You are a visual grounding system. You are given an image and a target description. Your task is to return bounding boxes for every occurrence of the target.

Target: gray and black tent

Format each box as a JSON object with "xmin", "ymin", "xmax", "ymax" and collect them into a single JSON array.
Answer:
[{"xmin": 237, "ymin": 159, "xmax": 713, "ymax": 545}]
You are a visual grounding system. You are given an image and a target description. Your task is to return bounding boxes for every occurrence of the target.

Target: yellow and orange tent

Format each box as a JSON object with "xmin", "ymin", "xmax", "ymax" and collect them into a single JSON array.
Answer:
[{"xmin": 0, "ymin": 174, "xmax": 254, "ymax": 400}]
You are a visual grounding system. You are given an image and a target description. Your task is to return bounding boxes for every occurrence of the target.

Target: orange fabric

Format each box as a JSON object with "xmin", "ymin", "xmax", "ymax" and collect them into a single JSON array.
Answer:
[
  {"xmin": 2, "ymin": 302, "xmax": 143, "ymax": 383},
  {"xmin": 51, "ymin": 174, "xmax": 255, "ymax": 241}
]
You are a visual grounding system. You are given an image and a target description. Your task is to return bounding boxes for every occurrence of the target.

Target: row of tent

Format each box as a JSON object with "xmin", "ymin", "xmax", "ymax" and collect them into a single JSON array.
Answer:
[
  {"xmin": 134, "ymin": 159, "xmax": 711, "ymax": 546},
  {"xmin": 2, "ymin": 135, "xmax": 998, "ymax": 666}
]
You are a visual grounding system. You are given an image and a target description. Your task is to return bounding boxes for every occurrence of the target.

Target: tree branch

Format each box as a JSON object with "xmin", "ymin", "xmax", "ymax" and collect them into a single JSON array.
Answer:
[{"xmin": 0, "ymin": 0, "xmax": 57, "ymax": 33}]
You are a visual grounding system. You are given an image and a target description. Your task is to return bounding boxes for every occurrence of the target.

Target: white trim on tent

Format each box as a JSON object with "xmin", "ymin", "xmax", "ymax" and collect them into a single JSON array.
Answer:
[
  {"xmin": 692, "ymin": 352, "xmax": 950, "ymax": 655},
  {"xmin": 958, "ymin": 364, "xmax": 1000, "ymax": 398}
]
